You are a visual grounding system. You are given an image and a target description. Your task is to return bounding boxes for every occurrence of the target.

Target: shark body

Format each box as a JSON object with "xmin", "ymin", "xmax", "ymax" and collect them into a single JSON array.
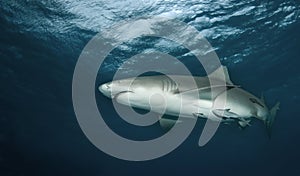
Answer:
[{"xmin": 99, "ymin": 66, "xmax": 279, "ymax": 135}]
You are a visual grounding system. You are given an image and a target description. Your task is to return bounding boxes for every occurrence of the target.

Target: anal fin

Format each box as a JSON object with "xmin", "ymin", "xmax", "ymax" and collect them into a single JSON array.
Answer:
[
  {"xmin": 212, "ymin": 109, "xmax": 239, "ymax": 118},
  {"xmin": 238, "ymin": 119, "xmax": 251, "ymax": 128}
]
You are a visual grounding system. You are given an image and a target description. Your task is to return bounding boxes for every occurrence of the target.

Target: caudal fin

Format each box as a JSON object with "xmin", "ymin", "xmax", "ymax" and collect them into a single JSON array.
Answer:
[{"xmin": 265, "ymin": 102, "xmax": 280, "ymax": 138}]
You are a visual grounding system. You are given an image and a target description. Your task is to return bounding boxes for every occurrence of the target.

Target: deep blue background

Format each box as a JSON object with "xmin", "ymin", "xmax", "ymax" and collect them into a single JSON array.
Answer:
[{"xmin": 1, "ymin": 0, "xmax": 300, "ymax": 175}]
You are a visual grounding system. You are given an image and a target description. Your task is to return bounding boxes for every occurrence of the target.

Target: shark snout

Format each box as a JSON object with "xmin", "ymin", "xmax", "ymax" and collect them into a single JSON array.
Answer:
[
  {"xmin": 99, "ymin": 82, "xmax": 112, "ymax": 98},
  {"xmin": 99, "ymin": 80, "xmax": 133, "ymax": 98}
]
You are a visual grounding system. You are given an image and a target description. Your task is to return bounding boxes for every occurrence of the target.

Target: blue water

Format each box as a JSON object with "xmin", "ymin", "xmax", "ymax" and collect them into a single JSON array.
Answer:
[{"xmin": 1, "ymin": 0, "xmax": 300, "ymax": 175}]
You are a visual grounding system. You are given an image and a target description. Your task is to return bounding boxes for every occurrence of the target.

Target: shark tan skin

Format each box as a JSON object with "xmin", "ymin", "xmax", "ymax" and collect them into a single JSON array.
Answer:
[{"xmin": 99, "ymin": 66, "xmax": 280, "ymax": 136}]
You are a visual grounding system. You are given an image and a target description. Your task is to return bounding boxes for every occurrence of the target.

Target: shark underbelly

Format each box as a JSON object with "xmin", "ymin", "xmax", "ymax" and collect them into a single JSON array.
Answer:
[{"xmin": 115, "ymin": 90, "xmax": 214, "ymax": 120}]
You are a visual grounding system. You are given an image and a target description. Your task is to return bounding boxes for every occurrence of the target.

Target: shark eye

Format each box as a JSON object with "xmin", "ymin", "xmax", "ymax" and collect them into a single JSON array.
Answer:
[{"xmin": 249, "ymin": 98, "xmax": 264, "ymax": 108}]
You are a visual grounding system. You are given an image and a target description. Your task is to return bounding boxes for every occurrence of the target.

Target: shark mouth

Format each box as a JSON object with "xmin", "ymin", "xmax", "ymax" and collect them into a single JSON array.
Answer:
[{"xmin": 112, "ymin": 90, "xmax": 134, "ymax": 99}]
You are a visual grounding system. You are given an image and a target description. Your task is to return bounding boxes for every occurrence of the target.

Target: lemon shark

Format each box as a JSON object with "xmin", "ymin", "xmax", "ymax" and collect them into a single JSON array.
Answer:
[{"xmin": 99, "ymin": 66, "xmax": 280, "ymax": 136}]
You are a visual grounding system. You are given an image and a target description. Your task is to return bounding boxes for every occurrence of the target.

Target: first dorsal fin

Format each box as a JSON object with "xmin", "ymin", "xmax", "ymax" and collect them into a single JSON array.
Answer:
[
  {"xmin": 208, "ymin": 66, "xmax": 233, "ymax": 85},
  {"xmin": 178, "ymin": 84, "xmax": 238, "ymax": 100}
]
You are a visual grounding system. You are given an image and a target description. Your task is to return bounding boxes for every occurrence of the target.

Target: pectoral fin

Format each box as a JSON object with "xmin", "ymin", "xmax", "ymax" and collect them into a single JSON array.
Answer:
[{"xmin": 158, "ymin": 115, "xmax": 182, "ymax": 130}]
